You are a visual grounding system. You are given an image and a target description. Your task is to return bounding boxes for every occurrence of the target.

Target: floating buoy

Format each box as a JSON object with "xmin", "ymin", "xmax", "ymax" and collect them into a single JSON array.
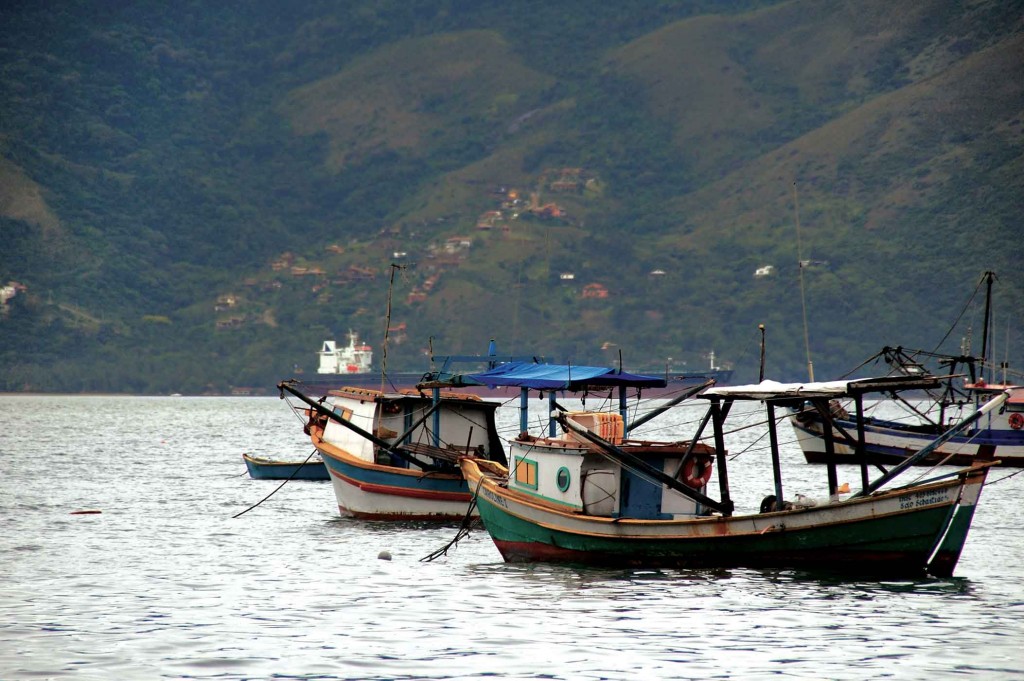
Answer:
[
  {"xmin": 70, "ymin": 510, "xmax": 102, "ymax": 515},
  {"xmin": 378, "ymin": 550, "xmax": 392, "ymax": 561}
]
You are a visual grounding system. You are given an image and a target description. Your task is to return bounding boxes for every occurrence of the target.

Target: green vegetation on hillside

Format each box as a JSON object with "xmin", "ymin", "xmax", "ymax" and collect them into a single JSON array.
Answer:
[{"xmin": 1, "ymin": 0, "xmax": 1022, "ymax": 393}]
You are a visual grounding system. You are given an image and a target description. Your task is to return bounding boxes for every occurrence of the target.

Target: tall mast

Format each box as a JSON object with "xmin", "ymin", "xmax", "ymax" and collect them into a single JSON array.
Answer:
[
  {"xmin": 794, "ymin": 182, "xmax": 814, "ymax": 381},
  {"xmin": 380, "ymin": 263, "xmax": 404, "ymax": 391},
  {"xmin": 980, "ymin": 270, "xmax": 995, "ymax": 380}
]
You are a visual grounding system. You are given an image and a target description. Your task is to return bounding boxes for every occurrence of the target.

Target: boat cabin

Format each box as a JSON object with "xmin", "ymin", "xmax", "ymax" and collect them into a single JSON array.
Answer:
[
  {"xmin": 306, "ymin": 385, "xmax": 506, "ymax": 472},
  {"xmin": 463, "ymin": 361, "xmax": 718, "ymax": 520},
  {"xmin": 508, "ymin": 411, "xmax": 717, "ymax": 519},
  {"xmin": 965, "ymin": 382, "xmax": 1024, "ymax": 430}
]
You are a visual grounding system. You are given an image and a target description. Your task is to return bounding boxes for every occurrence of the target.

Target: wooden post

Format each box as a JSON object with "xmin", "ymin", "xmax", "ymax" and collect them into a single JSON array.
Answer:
[
  {"xmin": 758, "ymin": 323, "xmax": 766, "ymax": 383},
  {"xmin": 854, "ymin": 393, "xmax": 868, "ymax": 492},
  {"xmin": 548, "ymin": 391, "xmax": 557, "ymax": 437},
  {"xmin": 812, "ymin": 398, "xmax": 839, "ymax": 496},
  {"xmin": 520, "ymin": 387, "xmax": 529, "ymax": 434},
  {"xmin": 619, "ymin": 385, "xmax": 628, "ymax": 437},
  {"xmin": 711, "ymin": 397, "xmax": 734, "ymax": 516},
  {"xmin": 766, "ymin": 402, "xmax": 785, "ymax": 510}
]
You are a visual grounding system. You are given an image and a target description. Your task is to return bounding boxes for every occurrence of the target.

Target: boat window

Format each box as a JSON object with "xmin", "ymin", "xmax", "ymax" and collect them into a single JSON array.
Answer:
[
  {"xmin": 514, "ymin": 456, "xmax": 538, "ymax": 490},
  {"xmin": 333, "ymin": 406, "xmax": 353, "ymax": 421},
  {"xmin": 556, "ymin": 467, "xmax": 571, "ymax": 492}
]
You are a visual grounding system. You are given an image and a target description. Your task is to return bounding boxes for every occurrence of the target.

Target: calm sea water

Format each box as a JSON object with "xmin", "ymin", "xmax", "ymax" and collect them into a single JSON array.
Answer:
[{"xmin": 2, "ymin": 394, "xmax": 1023, "ymax": 680}]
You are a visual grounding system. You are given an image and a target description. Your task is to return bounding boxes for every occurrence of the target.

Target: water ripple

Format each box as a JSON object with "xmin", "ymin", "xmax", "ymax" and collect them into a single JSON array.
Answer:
[{"xmin": 1, "ymin": 396, "xmax": 1023, "ymax": 680}]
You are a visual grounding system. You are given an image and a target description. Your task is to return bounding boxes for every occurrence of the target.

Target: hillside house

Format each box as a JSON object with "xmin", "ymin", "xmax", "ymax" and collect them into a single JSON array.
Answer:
[
  {"xmin": 550, "ymin": 178, "xmax": 581, "ymax": 192},
  {"xmin": 270, "ymin": 252, "xmax": 296, "ymax": 271},
  {"xmin": 288, "ymin": 266, "xmax": 325, "ymax": 277},
  {"xmin": 1, "ymin": 281, "xmax": 24, "ymax": 306},
  {"xmin": 476, "ymin": 210, "xmax": 503, "ymax": 230},
  {"xmin": 443, "ymin": 237, "xmax": 472, "ymax": 254},
  {"xmin": 214, "ymin": 294, "xmax": 238, "ymax": 311},
  {"xmin": 346, "ymin": 265, "xmax": 377, "ymax": 281},
  {"xmin": 754, "ymin": 265, "xmax": 775, "ymax": 278},
  {"xmin": 582, "ymin": 283, "xmax": 609, "ymax": 299},
  {"xmin": 216, "ymin": 316, "xmax": 245, "ymax": 330},
  {"xmin": 528, "ymin": 203, "xmax": 565, "ymax": 220}
]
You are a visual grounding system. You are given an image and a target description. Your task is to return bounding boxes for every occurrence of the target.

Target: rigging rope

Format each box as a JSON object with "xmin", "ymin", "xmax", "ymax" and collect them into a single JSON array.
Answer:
[{"xmin": 930, "ymin": 273, "xmax": 985, "ymax": 354}]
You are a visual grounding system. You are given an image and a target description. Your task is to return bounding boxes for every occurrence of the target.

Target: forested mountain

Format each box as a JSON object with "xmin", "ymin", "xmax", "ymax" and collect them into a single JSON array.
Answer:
[{"xmin": 2, "ymin": 0, "xmax": 1022, "ymax": 394}]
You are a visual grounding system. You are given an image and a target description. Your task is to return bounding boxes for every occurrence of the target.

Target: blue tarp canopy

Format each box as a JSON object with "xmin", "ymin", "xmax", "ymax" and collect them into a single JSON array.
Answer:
[{"xmin": 466, "ymin": 362, "xmax": 667, "ymax": 391}]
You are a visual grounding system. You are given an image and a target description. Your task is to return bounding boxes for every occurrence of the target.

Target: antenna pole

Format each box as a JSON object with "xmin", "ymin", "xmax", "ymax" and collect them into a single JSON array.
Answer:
[{"xmin": 794, "ymin": 181, "xmax": 814, "ymax": 381}]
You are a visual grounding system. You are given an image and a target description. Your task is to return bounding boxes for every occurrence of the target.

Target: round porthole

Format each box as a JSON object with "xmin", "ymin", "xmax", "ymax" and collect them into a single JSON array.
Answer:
[{"xmin": 556, "ymin": 466, "xmax": 571, "ymax": 492}]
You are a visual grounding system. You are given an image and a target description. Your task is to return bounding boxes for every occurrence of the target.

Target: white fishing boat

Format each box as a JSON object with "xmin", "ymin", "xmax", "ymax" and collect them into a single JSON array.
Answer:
[
  {"xmin": 791, "ymin": 272, "xmax": 1024, "ymax": 467},
  {"xmin": 279, "ymin": 381, "xmax": 507, "ymax": 521}
]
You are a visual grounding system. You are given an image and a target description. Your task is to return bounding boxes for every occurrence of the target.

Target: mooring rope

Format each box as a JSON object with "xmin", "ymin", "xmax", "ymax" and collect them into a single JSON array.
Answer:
[
  {"xmin": 420, "ymin": 476, "xmax": 484, "ymax": 562},
  {"xmin": 985, "ymin": 468, "xmax": 1024, "ymax": 486},
  {"xmin": 232, "ymin": 448, "xmax": 320, "ymax": 518}
]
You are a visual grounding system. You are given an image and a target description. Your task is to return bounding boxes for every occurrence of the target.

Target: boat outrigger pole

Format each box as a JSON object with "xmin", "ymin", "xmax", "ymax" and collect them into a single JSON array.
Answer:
[
  {"xmin": 627, "ymin": 379, "xmax": 714, "ymax": 432},
  {"xmin": 277, "ymin": 381, "xmax": 449, "ymax": 472},
  {"xmin": 851, "ymin": 389, "xmax": 1011, "ymax": 497}
]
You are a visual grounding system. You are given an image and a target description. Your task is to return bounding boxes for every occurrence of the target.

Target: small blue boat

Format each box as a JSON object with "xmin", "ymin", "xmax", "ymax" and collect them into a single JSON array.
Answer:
[{"xmin": 242, "ymin": 452, "xmax": 329, "ymax": 480}]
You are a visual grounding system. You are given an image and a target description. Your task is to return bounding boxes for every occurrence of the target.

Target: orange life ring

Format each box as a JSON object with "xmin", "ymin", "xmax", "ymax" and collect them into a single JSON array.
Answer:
[
  {"xmin": 1010, "ymin": 412, "xmax": 1024, "ymax": 430},
  {"xmin": 682, "ymin": 456, "xmax": 714, "ymax": 488}
]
